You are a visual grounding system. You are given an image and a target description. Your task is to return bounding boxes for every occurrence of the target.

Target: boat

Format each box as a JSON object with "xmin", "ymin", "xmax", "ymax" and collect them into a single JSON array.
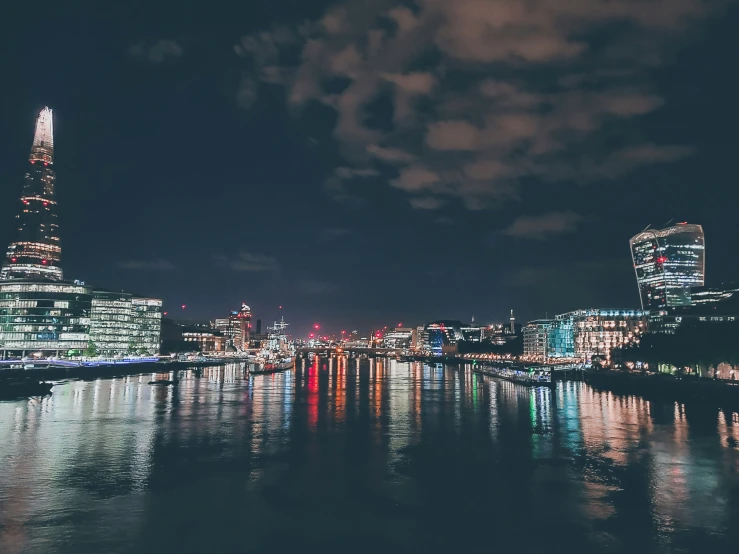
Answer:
[
  {"xmin": 473, "ymin": 363, "xmax": 554, "ymax": 387},
  {"xmin": 250, "ymin": 316, "xmax": 295, "ymax": 375},
  {"xmin": 252, "ymin": 357, "xmax": 295, "ymax": 374}
]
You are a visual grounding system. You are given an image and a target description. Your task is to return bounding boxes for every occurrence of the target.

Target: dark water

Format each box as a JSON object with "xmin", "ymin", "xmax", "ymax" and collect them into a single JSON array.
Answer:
[{"xmin": 1, "ymin": 358, "xmax": 739, "ymax": 554}]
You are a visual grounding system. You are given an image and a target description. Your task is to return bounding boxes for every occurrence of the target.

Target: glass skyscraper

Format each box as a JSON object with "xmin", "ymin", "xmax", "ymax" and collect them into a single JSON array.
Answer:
[
  {"xmin": 629, "ymin": 223, "xmax": 705, "ymax": 309},
  {"xmin": 0, "ymin": 107, "xmax": 163, "ymax": 358},
  {"xmin": 1, "ymin": 107, "xmax": 63, "ymax": 281}
]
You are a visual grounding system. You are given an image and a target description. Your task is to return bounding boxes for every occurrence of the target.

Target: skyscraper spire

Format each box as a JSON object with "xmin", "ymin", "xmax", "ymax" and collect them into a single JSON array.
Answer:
[
  {"xmin": 31, "ymin": 107, "xmax": 54, "ymax": 164},
  {"xmin": 0, "ymin": 107, "xmax": 63, "ymax": 281}
]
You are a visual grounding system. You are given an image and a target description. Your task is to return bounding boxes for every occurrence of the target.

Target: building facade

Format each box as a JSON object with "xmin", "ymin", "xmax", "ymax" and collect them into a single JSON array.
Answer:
[
  {"xmin": 131, "ymin": 297, "xmax": 162, "ymax": 354},
  {"xmin": 548, "ymin": 310, "xmax": 647, "ymax": 363},
  {"xmin": 182, "ymin": 329, "xmax": 225, "ymax": 353},
  {"xmin": 630, "ymin": 224, "xmax": 705, "ymax": 310},
  {"xmin": 523, "ymin": 319, "xmax": 554, "ymax": 358},
  {"xmin": 1, "ymin": 108, "xmax": 63, "ymax": 281},
  {"xmin": 90, "ymin": 291, "xmax": 133, "ymax": 356},
  {"xmin": 0, "ymin": 280, "xmax": 92, "ymax": 358}
]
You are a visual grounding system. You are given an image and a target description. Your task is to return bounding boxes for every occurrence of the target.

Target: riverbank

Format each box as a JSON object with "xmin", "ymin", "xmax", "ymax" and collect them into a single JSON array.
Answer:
[
  {"xmin": 585, "ymin": 370, "xmax": 739, "ymax": 407},
  {"xmin": 0, "ymin": 359, "xmax": 242, "ymax": 383}
]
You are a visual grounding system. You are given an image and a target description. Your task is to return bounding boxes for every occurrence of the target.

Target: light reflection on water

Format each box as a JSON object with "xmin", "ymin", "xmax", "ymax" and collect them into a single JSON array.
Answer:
[{"xmin": 0, "ymin": 359, "xmax": 738, "ymax": 553}]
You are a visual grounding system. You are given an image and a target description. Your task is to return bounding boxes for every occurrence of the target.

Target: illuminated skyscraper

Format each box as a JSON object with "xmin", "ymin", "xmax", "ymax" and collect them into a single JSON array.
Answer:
[
  {"xmin": 629, "ymin": 223, "xmax": 705, "ymax": 309},
  {"xmin": 0, "ymin": 107, "xmax": 62, "ymax": 281}
]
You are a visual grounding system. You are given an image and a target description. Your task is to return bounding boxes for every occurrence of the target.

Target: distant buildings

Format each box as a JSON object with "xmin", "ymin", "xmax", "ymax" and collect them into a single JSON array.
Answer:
[
  {"xmin": 630, "ymin": 223, "xmax": 705, "ymax": 310},
  {"xmin": 213, "ymin": 303, "xmax": 252, "ymax": 351},
  {"xmin": 0, "ymin": 108, "xmax": 162, "ymax": 358},
  {"xmin": 382, "ymin": 327, "xmax": 414, "ymax": 349}
]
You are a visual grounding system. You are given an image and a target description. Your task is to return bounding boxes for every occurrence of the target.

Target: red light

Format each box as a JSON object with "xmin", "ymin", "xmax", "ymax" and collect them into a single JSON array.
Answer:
[
  {"xmin": 309, "ymin": 333, "xmax": 314, "ymax": 338},
  {"xmin": 314, "ymin": 324, "xmax": 320, "ymax": 330},
  {"xmin": 163, "ymin": 312, "xmax": 168, "ymax": 316},
  {"xmin": 30, "ymin": 161, "xmax": 35, "ymax": 164},
  {"xmin": 42, "ymin": 259, "xmax": 47, "ymax": 264},
  {"xmin": 10, "ymin": 258, "xmax": 16, "ymax": 263},
  {"xmin": 279, "ymin": 305, "xmax": 283, "ymax": 309},
  {"xmin": 43, "ymin": 202, "xmax": 48, "ymax": 206},
  {"xmin": 376, "ymin": 333, "xmax": 381, "ymax": 338},
  {"xmin": 181, "ymin": 304, "xmax": 186, "ymax": 309},
  {"xmin": 657, "ymin": 257, "xmax": 667, "ymax": 264},
  {"xmin": 44, "ymin": 162, "xmax": 48, "ymax": 166},
  {"xmin": 398, "ymin": 322, "xmax": 402, "ymax": 327}
]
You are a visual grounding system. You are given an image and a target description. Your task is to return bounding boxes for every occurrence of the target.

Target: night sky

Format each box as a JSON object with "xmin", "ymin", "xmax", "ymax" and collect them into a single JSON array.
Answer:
[{"xmin": 1, "ymin": 0, "xmax": 738, "ymax": 337}]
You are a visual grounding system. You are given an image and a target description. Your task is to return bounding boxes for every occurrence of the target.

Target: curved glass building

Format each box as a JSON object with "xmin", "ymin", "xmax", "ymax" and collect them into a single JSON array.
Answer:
[
  {"xmin": 630, "ymin": 223, "xmax": 705, "ymax": 310},
  {"xmin": 0, "ymin": 107, "xmax": 63, "ymax": 281}
]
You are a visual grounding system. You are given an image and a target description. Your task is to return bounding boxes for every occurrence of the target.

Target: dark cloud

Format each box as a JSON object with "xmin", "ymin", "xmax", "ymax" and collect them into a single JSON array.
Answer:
[
  {"xmin": 213, "ymin": 252, "xmax": 278, "ymax": 272},
  {"xmin": 232, "ymin": 0, "xmax": 724, "ymax": 211},
  {"xmin": 297, "ymin": 280, "xmax": 341, "ymax": 295},
  {"xmin": 503, "ymin": 211, "xmax": 584, "ymax": 240},
  {"xmin": 130, "ymin": 39, "xmax": 182, "ymax": 63},
  {"xmin": 117, "ymin": 260, "xmax": 177, "ymax": 271}
]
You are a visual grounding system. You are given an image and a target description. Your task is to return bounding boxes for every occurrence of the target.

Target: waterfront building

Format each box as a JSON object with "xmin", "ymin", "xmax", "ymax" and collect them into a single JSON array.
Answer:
[
  {"xmin": 90, "ymin": 291, "xmax": 133, "ymax": 356},
  {"xmin": 460, "ymin": 324, "xmax": 484, "ymax": 342},
  {"xmin": 426, "ymin": 321, "xmax": 464, "ymax": 355},
  {"xmin": 382, "ymin": 327, "xmax": 413, "ymax": 349},
  {"xmin": 89, "ymin": 292, "xmax": 163, "ymax": 356},
  {"xmin": 549, "ymin": 310, "xmax": 647, "ymax": 363},
  {"xmin": 0, "ymin": 280, "xmax": 92, "ymax": 358},
  {"xmin": 182, "ymin": 329, "xmax": 225, "ymax": 353},
  {"xmin": 649, "ymin": 283, "xmax": 739, "ymax": 333},
  {"xmin": 131, "ymin": 297, "xmax": 162, "ymax": 354},
  {"xmin": 523, "ymin": 319, "xmax": 554, "ymax": 357},
  {"xmin": 630, "ymin": 223, "xmax": 705, "ymax": 310},
  {"xmin": 1, "ymin": 107, "xmax": 63, "ymax": 281}
]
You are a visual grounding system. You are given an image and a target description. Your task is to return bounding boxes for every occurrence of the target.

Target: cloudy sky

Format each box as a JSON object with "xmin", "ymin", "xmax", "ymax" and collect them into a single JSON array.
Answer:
[{"xmin": 1, "ymin": 0, "xmax": 737, "ymax": 335}]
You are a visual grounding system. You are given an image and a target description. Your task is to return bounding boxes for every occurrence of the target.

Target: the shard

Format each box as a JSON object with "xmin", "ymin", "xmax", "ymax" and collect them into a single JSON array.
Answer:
[{"xmin": 0, "ymin": 107, "xmax": 63, "ymax": 281}]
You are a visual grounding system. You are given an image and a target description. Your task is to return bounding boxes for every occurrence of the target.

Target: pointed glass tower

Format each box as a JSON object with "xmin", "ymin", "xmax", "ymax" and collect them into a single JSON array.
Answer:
[{"xmin": 0, "ymin": 107, "xmax": 63, "ymax": 281}]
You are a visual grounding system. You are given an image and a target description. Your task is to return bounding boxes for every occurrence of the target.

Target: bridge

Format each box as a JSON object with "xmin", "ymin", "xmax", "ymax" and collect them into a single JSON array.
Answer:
[{"xmin": 295, "ymin": 346, "xmax": 400, "ymax": 357}]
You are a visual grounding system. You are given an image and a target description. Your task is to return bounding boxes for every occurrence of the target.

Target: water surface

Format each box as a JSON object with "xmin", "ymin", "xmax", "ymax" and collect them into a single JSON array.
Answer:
[{"xmin": 1, "ymin": 358, "xmax": 738, "ymax": 553}]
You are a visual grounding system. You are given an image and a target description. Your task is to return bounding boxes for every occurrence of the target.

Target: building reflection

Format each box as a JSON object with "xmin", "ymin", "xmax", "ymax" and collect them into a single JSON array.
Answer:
[{"xmin": 1, "ymin": 361, "xmax": 738, "ymax": 552}]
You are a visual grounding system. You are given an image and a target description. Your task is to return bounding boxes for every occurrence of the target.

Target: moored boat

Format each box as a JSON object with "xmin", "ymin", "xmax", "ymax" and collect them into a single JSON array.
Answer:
[
  {"xmin": 473, "ymin": 363, "xmax": 554, "ymax": 387},
  {"xmin": 249, "ymin": 316, "xmax": 295, "ymax": 374}
]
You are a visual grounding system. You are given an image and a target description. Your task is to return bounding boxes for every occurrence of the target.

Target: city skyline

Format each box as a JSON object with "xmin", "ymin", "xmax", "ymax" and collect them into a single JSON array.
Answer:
[{"xmin": 1, "ymin": 1, "xmax": 738, "ymax": 335}]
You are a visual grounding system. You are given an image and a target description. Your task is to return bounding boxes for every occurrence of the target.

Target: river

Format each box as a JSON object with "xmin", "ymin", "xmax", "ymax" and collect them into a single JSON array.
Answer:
[{"xmin": 1, "ymin": 358, "xmax": 738, "ymax": 553}]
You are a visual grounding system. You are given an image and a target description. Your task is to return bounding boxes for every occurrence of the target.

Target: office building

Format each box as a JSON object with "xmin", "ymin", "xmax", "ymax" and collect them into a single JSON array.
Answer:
[
  {"xmin": 0, "ymin": 280, "xmax": 92, "ymax": 358},
  {"xmin": 523, "ymin": 320, "xmax": 554, "ymax": 358},
  {"xmin": 1, "ymin": 108, "xmax": 63, "ymax": 281},
  {"xmin": 90, "ymin": 291, "xmax": 132, "ymax": 356},
  {"xmin": 549, "ymin": 310, "xmax": 647, "ymax": 363},
  {"xmin": 630, "ymin": 223, "xmax": 705, "ymax": 309},
  {"xmin": 131, "ymin": 297, "xmax": 163, "ymax": 354}
]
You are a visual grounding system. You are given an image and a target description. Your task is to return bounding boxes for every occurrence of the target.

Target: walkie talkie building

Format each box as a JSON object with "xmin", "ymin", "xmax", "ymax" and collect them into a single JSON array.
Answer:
[{"xmin": 629, "ymin": 223, "xmax": 705, "ymax": 310}]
